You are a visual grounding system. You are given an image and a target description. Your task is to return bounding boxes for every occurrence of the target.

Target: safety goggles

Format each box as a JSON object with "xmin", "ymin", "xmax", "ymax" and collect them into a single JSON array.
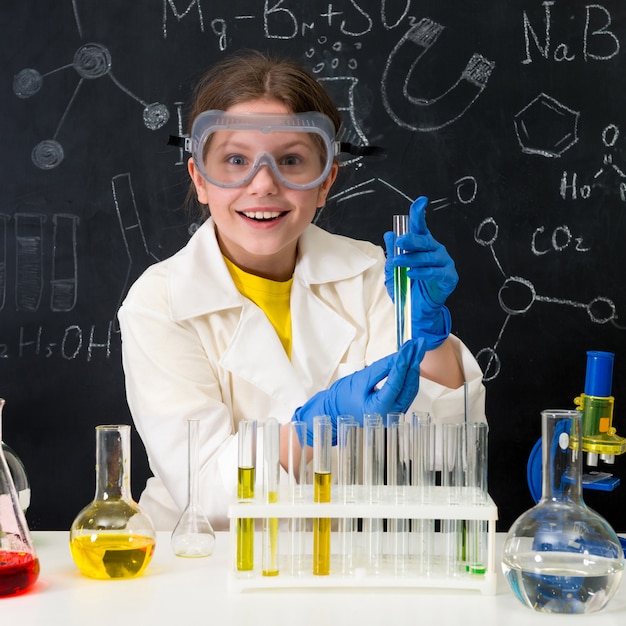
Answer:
[{"xmin": 183, "ymin": 110, "xmax": 338, "ymax": 190}]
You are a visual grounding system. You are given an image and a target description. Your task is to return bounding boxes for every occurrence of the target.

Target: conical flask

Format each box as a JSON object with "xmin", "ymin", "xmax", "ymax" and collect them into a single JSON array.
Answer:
[
  {"xmin": 1, "ymin": 441, "xmax": 30, "ymax": 512},
  {"xmin": 171, "ymin": 418, "xmax": 215, "ymax": 557},
  {"xmin": 502, "ymin": 409, "xmax": 624, "ymax": 614},
  {"xmin": 0, "ymin": 398, "xmax": 40, "ymax": 596},
  {"xmin": 70, "ymin": 424, "xmax": 156, "ymax": 579}
]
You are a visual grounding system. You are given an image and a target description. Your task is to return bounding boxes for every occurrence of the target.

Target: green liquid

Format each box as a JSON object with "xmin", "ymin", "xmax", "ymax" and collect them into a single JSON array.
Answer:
[{"xmin": 394, "ymin": 266, "xmax": 411, "ymax": 347}]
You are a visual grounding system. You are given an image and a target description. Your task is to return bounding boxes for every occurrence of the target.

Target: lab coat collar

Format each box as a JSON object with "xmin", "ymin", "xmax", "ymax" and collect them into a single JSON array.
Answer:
[{"xmin": 167, "ymin": 218, "xmax": 377, "ymax": 321}]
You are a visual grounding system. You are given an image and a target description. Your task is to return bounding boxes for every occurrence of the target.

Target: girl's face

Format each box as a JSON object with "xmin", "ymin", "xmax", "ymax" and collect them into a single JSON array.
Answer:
[{"xmin": 188, "ymin": 98, "xmax": 338, "ymax": 281}]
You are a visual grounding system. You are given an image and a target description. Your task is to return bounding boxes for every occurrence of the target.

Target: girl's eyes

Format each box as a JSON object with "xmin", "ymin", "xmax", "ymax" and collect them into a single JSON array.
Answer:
[
  {"xmin": 226, "ymin": 154, "xmax": 247, "ymax": 166},
  {"xmin": 280, "ymin": 154, "xmax": 302, "ymax": 166},
  {"xmin": 225, "ymin": 153, "xmax": 304, "ymax": 167}
]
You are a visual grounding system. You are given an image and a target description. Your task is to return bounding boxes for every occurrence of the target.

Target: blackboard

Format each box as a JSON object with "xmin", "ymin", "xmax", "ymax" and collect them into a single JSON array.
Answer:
[{"xmin": 2, "ymin": 0, "xmax": 625, "ymax": 532}]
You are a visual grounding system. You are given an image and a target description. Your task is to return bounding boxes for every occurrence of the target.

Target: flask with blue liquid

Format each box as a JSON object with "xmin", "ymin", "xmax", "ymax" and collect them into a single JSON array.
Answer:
[{"xmin": 501, "ymin": 409, "xmax": 624, "ymax": 614}]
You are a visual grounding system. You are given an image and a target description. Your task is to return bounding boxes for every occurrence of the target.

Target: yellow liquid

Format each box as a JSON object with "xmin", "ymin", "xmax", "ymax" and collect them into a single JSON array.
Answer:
[
  {"xmin": 262, "ymin": 490, "xmax": 279, "ymax": 576},
  {"xmin": 70, "ymin": 533, "xmax": 155, "ymax": 579},
  {"xmin": 313, "ymin": 471, "xmax": 331, "ymax": 575},
  {"xmin": 237, "ymin": 466, "xmax": 255, "ymax": 571}
]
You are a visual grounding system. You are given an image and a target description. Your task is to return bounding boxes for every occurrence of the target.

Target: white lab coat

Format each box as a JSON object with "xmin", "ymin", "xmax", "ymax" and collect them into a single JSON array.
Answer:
[{"xmin": 118, "ymin": 218, "xmax": 485, "ymax": 530}]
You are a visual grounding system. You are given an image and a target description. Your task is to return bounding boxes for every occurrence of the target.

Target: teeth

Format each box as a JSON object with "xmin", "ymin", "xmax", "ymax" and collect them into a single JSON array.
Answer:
[{"xmin": 242, "ymin": 211, "xmax": 282, "ymax": 220}]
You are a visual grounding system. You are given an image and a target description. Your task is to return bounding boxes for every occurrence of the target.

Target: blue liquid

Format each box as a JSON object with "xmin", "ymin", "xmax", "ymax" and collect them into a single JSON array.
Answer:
[{"xmin": 502, "ymin": 552, "xmax": 623, "ymax": 614}]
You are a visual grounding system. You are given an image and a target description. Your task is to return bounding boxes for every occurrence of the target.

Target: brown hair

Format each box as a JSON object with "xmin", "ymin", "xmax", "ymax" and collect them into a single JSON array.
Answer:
[{"xmin": 186, "ymin": 50, "xmax": 341, "ymax": 219}]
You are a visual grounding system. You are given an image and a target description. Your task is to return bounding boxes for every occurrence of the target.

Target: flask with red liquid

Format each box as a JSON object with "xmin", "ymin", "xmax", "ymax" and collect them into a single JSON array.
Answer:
[{"xmin": 0, "ymin": 398, "xmax": 40, "ymax": 596}]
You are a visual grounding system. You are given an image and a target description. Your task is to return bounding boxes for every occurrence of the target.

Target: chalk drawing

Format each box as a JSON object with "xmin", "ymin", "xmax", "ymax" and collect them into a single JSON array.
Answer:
[
  {"xmin": 14, "ymin": 42, "xmax": 169, "ymax": 170},
  {"xmin": 474, "ymin": 216, "xmax": 617, "ymax": 381},
  {"xmin": 51, "ymin": 214, "xmax": 80, "ymax": 312},
  {"xmin": 514, "ymin": 93, "xmax": 579, "ymax": 158},
  {"xmin": 14, "ymin": 214, "xmax": 45, "ymax": 312},
  {"xmin": 381, "ymin": 18, "xmax": 495, "ymax": 132},
  {"xmin": 111, "ymin": 173, "xmax": 160, "ymax": 319}
]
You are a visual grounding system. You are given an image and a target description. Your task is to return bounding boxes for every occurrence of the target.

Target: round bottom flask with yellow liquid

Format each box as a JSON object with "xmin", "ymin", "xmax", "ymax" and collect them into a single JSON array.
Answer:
[{"xmin": 70, "ymin": 424, "xmax": 156, "ymax": 580}]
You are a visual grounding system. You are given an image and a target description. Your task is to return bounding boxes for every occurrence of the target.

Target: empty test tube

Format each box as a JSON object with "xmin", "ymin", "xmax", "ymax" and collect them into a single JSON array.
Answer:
[
  {"xmin": 313, "ymin": 416, "xmax": 332, "ymax": 576},
  {"xmin": 442, "ymin": 422, "xmax": 466, "ymax": 575},
  {"xmin": 387, "ymin": 413, "xmax": 410, "ymax": 573},
  {"xmin": 362, "ymin": 413, "xmax": 384, "ymax": 573},
  {"xmin": 237, "ymin": 419, "xmax": 257, "ymax": 572},
  {"xmin": 393, "ymin": 214, "xmax": 412, "ymax": 348},
  {"xmin": 262, "ymin": 418, "xmax": 280, "ymax": 576},
  {"xmin": 337, "ymin": 415, "xmax": 359, "ymax": 575},
  {"xmin": 287, "ymin": 420, "xmax": 307, "ymax": 576},
  {"xmin": 410, "ymin": 411, "xmax": 435, "ymax": 573}
]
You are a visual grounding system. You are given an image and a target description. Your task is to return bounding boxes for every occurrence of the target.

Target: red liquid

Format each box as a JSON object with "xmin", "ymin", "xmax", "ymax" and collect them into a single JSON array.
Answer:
[{"xmin": 0, "ymin": 551, "xmax": 40, "ymax": 597}]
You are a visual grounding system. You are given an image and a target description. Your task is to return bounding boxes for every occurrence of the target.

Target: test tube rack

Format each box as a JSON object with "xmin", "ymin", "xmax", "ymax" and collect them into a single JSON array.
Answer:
[{"xmin": 228, "ymin": 484, "xmax": 498, "ymax": 594}]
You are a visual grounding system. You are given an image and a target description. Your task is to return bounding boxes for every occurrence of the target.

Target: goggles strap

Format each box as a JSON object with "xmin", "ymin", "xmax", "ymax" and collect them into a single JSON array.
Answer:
[
  {"xmin": 337, "ymin": 141, "xmax": 387, "ymax": 159},
  {"xmin": 167, "ymin": 135, "xmax": 191, "ymax": 151}
]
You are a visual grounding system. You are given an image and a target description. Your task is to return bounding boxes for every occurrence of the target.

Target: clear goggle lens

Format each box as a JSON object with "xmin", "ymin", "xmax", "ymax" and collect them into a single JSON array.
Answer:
[{"xmin": 190, "ymin": 111, "xmax": 336, "ymax": 190}]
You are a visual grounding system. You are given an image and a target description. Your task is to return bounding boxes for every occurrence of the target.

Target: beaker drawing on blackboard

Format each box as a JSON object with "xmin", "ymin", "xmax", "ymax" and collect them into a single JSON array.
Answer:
[{"xmin": 318, "ymin": 76, "xmax": 368, "ymax": 167}]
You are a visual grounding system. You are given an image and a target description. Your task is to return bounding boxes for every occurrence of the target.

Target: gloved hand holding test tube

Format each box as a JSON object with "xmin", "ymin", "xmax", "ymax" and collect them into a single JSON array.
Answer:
[{"xmin": 384, "ymin": 196, "xmax": 458, "ymax": 350}]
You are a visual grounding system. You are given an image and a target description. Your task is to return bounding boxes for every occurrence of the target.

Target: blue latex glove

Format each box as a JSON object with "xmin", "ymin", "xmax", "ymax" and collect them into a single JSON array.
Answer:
[
  {"xmin": 292, "ymin": 338, "xmax": 425, "ymax": 446},
  {"xmin": 384, "ymin": 196, "xmax": 458, "ymax": 350}
]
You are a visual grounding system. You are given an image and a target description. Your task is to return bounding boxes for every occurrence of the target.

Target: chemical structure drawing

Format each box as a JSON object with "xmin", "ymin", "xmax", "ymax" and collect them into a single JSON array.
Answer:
[
  {"xmin": 13, "ymin": 41, "xmax": 169, "ymax": 170},
  {"xmin": 514, "ymin": 92, "xmax": 580, "ymax": 158},
  {"xmin": 560, "ymin": 123, "xmax": 626, "ymax": 201},
  {"xmin": 514, "ymin": 94, "xmax": 626, "ymax": 201},
  {"xmin": 473, "ymin": 216, "xmax": 618, "ymax": 382},
  {"xmin": 381, "ymin": 18, "xmax": 495, "ymax": 132}
]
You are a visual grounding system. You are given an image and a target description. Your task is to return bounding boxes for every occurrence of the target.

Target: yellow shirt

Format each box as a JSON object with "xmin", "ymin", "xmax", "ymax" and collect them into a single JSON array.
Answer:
[{"xmin": 223, "ymin": 256, "xmax": 293, "ymax": 357}]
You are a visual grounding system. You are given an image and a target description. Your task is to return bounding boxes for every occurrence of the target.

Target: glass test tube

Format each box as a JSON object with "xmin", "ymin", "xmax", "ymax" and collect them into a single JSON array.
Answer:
[
  {"xmin": 387, "ymin": 413, "xmax": 410, "ymax": 573},
  {"xmin": 237, "ymin": 419, "xmax": 257, "ymax": 572},
  {"xmin": 337, "ymin": 415, "xmax": 359, "ymax": 575},
  {"xmin": 362, "ymin": 413, "xmax": 384, "ymax": 573},
  {"xmin": 287, "ymin": 420, "xmax": 307, "ymax": 576},
  {"xmin": 393, "ymin": 214, "xmax": 411, "ymax": 348},
  {"xmin": 313, "ymin": 416, "xmax": 332, "ymax": 576},
  {"xmin": 465, "ymin": 422, "xmax": 489, "ymax": 575},
  {"xmin": 410, "ymin": 411, "xmax": 436, "ymax": 573},
  {"xmin": 262, "ymin": 418, "xmax": 280, "ymax": 576},
  {"xmin": 442, "ymin": 422, "xmax": 466, "ymax": 576}
]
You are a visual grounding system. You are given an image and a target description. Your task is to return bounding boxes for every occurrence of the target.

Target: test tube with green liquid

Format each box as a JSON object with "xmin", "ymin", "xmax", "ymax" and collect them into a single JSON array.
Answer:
[
  {"xmin": 313, "ymin": 415, "xmax": 332, "ymax": 576},
  {"xmin": 237, "ymin": 419, "xmax": 257, "ymax": 572},
  {"xmin": 465, "ymin": 422, "xmax": 489, "ymax": 576},
  {"xmin": 262, "ymin": 418, "xmax": 280, "ymax": 576},
  {"xmin": 393, "ymin": 214, "xmax": 411, "ymax": 348}
]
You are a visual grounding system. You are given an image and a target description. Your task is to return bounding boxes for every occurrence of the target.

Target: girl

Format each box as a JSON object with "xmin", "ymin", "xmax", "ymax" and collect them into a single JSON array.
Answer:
[{"xmin": 118, "ymin": 50, "xmax": 485, "ymax": 530}]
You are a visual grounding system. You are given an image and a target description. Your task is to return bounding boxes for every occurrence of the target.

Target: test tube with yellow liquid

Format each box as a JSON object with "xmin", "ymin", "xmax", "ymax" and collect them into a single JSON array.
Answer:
[
  {"xmin": 313, "ymin": 415, "xmax": 332, "ymax": 576},
  {"xmin": 262, "ymin": 418, "xmax": 280, "ymax": 576},
  {"xmin": 237, "ymin": 419, "xmax": 257, "ymax": 572}
]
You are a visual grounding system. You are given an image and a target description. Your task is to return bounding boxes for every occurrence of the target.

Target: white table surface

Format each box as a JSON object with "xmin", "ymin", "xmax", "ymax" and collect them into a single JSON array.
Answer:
[{"xmin": 2, "ymin": 532, "xmax": 625, "ymax": 625}]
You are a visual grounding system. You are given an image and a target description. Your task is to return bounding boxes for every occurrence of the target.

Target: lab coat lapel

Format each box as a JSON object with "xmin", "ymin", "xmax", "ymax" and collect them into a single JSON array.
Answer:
[
  {"xmin": 220, "ymin": 302, "xmax": 308, "ymax": 407},
  {"xmin": 290, "ymin": 281, "xmax": 355, "ymax": 393}
]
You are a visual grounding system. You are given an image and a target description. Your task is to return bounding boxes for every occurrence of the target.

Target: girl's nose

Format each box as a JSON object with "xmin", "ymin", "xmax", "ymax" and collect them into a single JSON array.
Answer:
[{"xmin": 246, "ymin": 164, "xmax": 279, "ymax": 195}]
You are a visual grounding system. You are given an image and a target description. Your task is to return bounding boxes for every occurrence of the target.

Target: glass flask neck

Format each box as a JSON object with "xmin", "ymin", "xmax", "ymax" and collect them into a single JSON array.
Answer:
[
  {"xmin": 94, "ymin": 425, "xmax": 133, "ymax": 501},
  {"xmin": 540, "ymin": 410, "xmax": 583, "ymax": 504}
]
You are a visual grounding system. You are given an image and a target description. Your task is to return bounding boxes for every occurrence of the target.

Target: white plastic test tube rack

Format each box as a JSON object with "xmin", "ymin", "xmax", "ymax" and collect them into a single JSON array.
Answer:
[{"xmin": 227, "ymin": 484, "xmax": 498, "ymax": 594}]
